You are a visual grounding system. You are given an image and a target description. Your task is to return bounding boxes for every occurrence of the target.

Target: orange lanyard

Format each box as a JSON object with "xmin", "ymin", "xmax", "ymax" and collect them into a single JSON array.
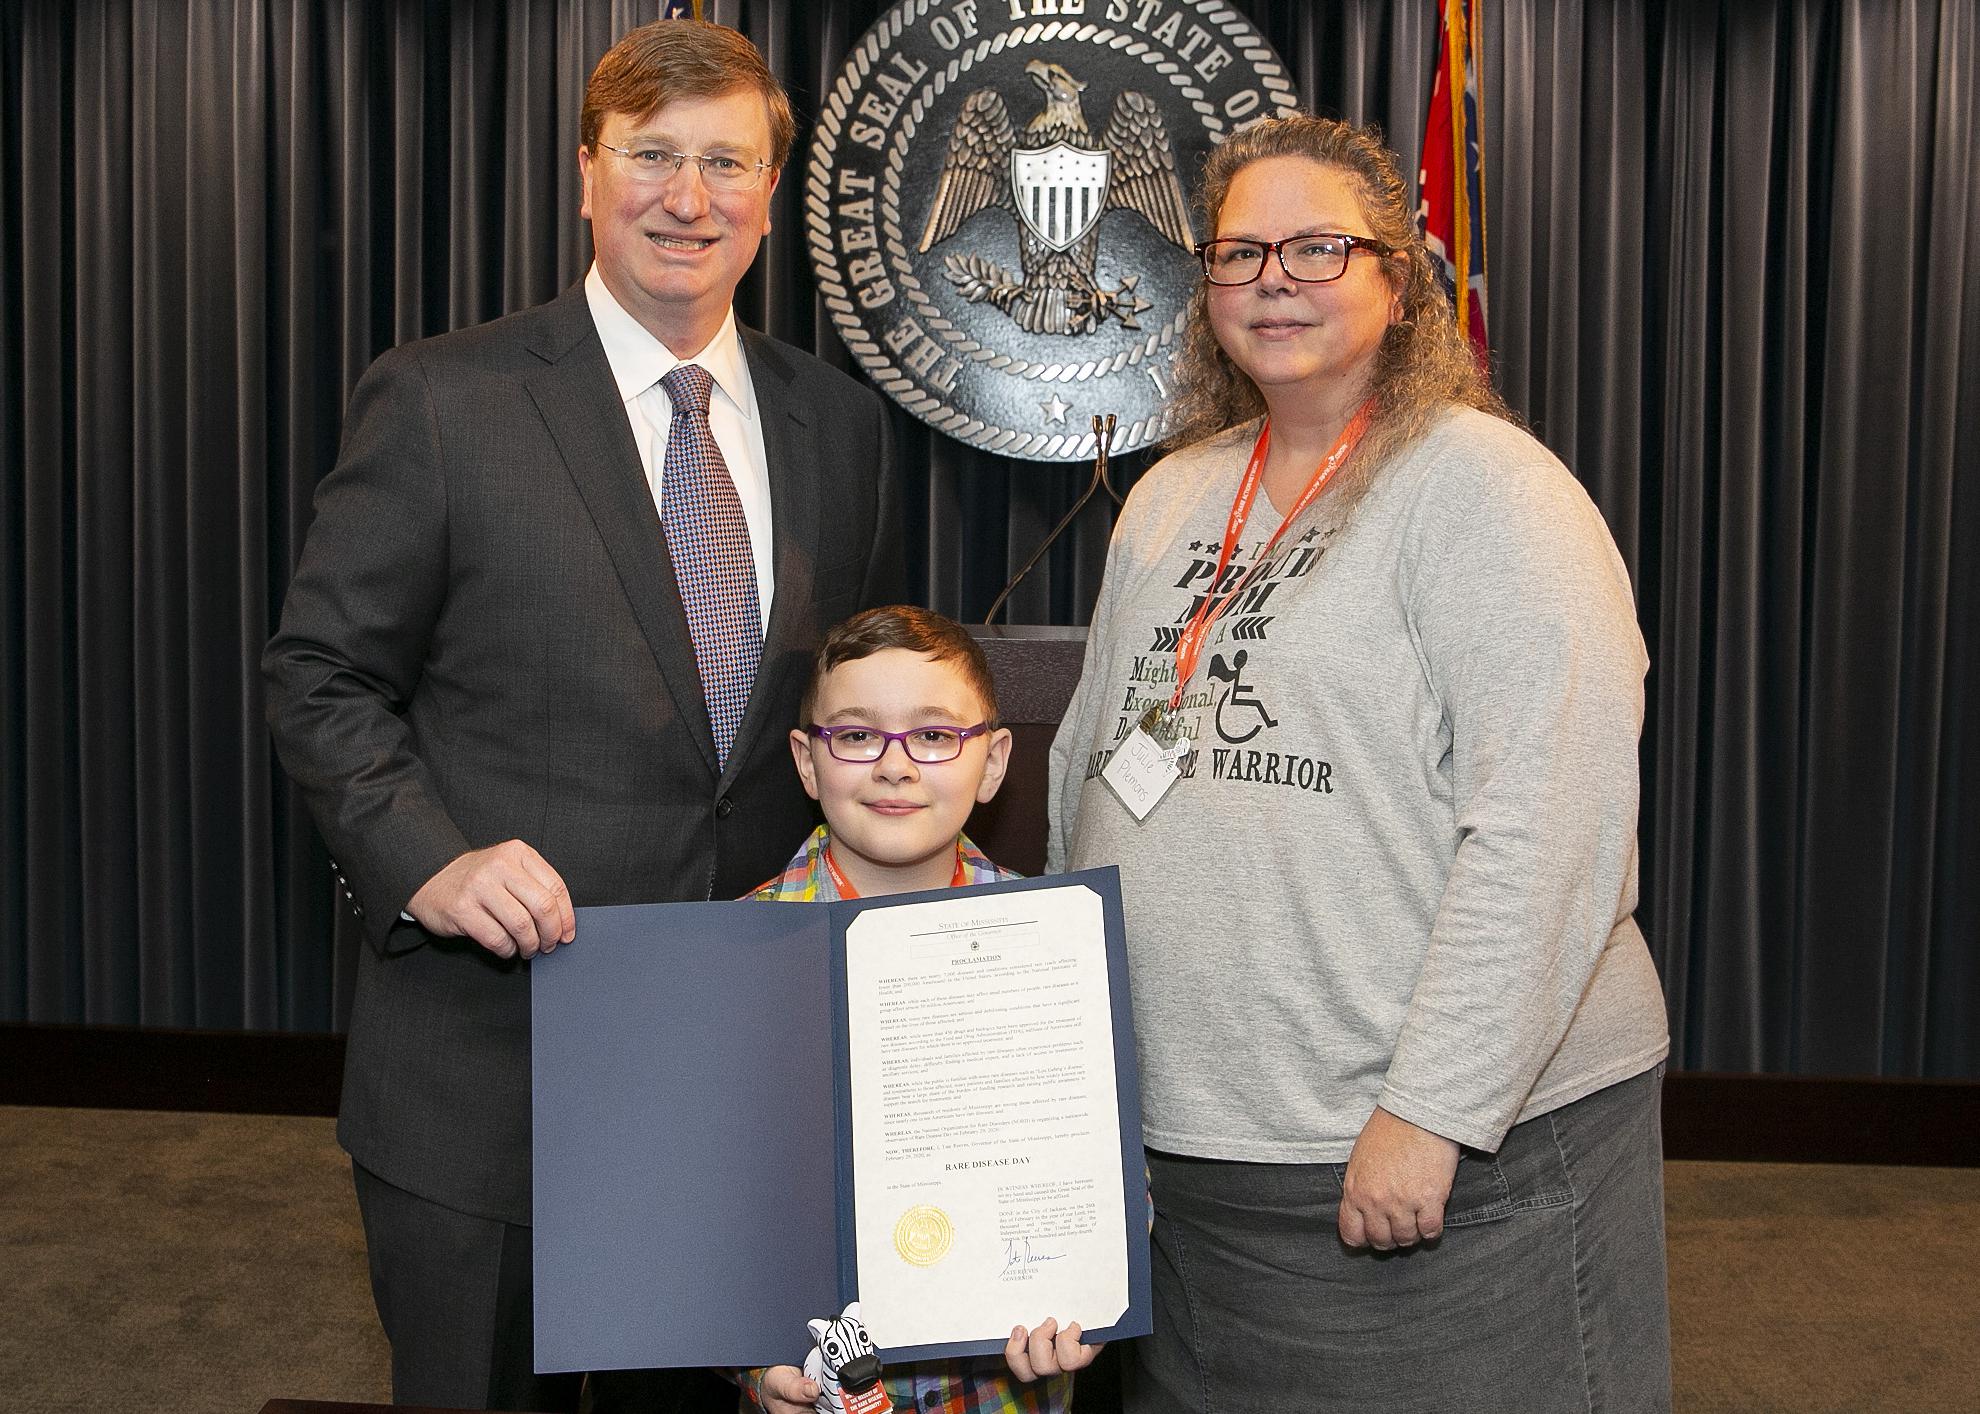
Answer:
[
  {"xmin": 1168, "ymin": 404, "xmax": 1373, "ymax": 710},
  {"xmin": 823, "ymin": 841, "xmax": 967, "ymax": 899}
]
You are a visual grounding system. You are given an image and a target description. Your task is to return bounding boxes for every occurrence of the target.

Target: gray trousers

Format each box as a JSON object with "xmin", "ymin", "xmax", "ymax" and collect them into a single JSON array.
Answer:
[
  {"xmin": 1130, "ymin": 1064, "xmax": 1671, "ymax": 1414},
  {"xmin": 352, "ymin": 1161, "xmax": 583, "ymax": 1412},
  {"xmin": 351, "ymin": 1163, "xmax": 734, "ymax": 1413}
]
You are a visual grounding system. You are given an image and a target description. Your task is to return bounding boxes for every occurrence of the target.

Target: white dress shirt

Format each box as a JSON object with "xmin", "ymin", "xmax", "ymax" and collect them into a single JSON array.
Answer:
[{"xmin": 584, "ymin": 264, "xmax": 775, "ymax": 630}]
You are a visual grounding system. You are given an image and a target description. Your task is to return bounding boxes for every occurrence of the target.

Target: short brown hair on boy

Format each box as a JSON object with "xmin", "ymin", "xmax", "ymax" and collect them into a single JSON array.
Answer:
[
  {"xmin": 801, "ymin": 606, "xmax": 1001, "ymax": 726},
  {"xmin": 581, "ymin": 19, "xmax": 797, "ymax": 168}
]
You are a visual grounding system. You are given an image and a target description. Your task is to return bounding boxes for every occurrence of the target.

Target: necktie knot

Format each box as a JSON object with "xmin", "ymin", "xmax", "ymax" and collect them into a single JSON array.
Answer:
[{"xmin": 661, "ymin": 363, "xmax": 715, "ymax": 419}]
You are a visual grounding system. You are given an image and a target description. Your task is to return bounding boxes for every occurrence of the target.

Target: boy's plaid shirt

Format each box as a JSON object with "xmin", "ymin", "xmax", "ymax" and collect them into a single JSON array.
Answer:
[
  {"xmin": 746, "ymin": 824, "xmax": 1017, "ymax": 900},
  {"xmin": 737, "ymin": 824, "xmax": 1072, "ymax": 1414}
]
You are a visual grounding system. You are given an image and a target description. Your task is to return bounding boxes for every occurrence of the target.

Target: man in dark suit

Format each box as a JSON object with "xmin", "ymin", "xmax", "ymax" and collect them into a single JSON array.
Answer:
[{"xmin": 264, "ymin": 20, "xmax": 900, "ymax": 1412}]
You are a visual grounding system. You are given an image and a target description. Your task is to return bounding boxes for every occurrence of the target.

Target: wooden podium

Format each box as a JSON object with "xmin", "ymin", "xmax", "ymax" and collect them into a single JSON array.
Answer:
[{"xmin": 963, "ymin": 624, "xmax": 1089, "ymax": 877}]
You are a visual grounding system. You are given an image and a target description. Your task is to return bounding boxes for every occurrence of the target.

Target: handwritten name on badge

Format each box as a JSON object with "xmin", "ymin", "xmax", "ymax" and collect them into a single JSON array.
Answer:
[{"xmin": 1101, "ymin": 721, "xmax": 1186, "ymax": 820}]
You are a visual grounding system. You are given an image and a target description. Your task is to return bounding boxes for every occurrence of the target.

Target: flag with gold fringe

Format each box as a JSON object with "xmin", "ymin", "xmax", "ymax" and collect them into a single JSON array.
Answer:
[{"xmin": 1417, "ymin": 0, "xmax": 1489, "ymax": 363}]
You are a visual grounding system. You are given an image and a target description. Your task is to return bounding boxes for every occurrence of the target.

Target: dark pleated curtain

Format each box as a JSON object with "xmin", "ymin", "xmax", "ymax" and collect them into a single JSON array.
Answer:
[
  {"xmin": 2, "ymin": 0, "xmax": 1976, "ymax": 1074},
  {"xmin": 1484, "ymin": 1, "xmax": 1980, "ymax": 1072}
]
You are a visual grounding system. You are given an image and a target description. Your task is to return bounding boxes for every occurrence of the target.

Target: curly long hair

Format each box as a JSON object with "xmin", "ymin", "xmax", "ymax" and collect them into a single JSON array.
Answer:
[{"xmin": 1163, "ymin": 116, "xmax": 1508, "ymax": 476}]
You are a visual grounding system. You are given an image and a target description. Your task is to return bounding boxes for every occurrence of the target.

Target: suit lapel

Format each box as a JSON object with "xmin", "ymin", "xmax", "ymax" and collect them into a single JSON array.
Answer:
[
  {"xmin": 522, "ymin": 287, "xmax": 719, "ymax": 778},
  {"xmin": 721, "ymin": 329, "xmax": 821, "ymax": 788}
]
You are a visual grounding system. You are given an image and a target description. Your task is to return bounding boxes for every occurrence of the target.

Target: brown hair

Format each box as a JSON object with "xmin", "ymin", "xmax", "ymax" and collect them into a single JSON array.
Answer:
[
  {"xmin": 581, "ymin": 19, "xmax": 796, "ymax": 169},
  {"xmin": 801, "ymin": 607, "xmax": 1001, "ymax": 726},
  {"xmin": 1164, "ymin": 115, "xmax": 1509, "ymax": 478}
]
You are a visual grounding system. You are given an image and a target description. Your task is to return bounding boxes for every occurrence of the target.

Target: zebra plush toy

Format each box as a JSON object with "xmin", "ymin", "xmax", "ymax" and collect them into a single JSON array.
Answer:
[{"xmin": 802, "ymin": 1301, "xmax": 892, "ymax": 1414}]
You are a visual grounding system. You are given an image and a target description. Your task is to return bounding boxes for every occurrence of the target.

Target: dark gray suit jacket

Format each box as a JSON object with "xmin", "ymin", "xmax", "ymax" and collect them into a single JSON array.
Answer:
[{"xmin": 265, "ymin": 284, "xmax": 901, "ymax": 1225}]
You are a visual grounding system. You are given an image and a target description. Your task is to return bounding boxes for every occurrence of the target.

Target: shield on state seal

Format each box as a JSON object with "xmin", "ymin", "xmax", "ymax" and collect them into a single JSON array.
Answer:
[{"xmin": 1010, "ymin": 142, "xmax": 1112, "ymax": 253}]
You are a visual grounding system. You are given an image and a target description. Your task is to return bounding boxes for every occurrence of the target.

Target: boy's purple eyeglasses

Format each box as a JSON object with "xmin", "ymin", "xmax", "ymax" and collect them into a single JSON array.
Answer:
[{"xmin": 807, "ymin": 722, "xmax": 993, "ymax": 764}]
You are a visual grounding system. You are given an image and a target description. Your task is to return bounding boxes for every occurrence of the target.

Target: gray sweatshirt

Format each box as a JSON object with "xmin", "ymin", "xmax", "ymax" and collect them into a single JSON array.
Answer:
[{"xmin": 1048, "ymin": 407, "xmax": 1669, "ymax": 1160}]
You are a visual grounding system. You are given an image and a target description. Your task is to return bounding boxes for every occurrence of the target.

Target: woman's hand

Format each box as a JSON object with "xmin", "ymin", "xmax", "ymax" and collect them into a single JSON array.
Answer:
[
  {"xmin": 1339, "ymin": 1105, "xmax": 1461, "ymax": 1249},
  {"xmin": 1005, "ymin": 1317, "xmax": 1102, "ymax": 1381}
]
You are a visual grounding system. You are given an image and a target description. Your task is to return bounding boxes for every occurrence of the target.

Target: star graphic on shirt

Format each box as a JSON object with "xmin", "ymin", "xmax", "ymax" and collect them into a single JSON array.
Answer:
[
  {"xmin": 1040, "ymin": 392, "xmax": 1071, "ymax": 424},
  {"xmin": 1187, "ymin": 539, "xmax": 1203, "ymax": 552},
  {"xmin": 1300, "ymin": 526, "xmax": 1321, "ymax": 544}
]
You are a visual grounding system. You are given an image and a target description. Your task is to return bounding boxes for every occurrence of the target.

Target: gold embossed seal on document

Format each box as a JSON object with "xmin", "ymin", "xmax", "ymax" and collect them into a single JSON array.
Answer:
[{"xmin": 893, "ymin": 1204, "xmax": 957, "ymax": 1266}]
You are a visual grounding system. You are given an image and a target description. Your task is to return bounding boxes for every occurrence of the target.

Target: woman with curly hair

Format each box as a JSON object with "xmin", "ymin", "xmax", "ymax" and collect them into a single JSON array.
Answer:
[{"xmin": 1048, "ymin": 116, "xmax": 1671, "ymax": 1412}]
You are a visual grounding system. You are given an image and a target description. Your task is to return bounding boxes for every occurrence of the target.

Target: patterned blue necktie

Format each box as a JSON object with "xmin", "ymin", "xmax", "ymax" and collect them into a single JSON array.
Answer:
[{"xmin": 658, "ymin": 363, "xmax": 762, "ymax": 767}]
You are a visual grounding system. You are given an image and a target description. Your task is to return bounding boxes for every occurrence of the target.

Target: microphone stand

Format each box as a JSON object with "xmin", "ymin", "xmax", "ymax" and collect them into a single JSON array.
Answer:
[{"xmin": 981, "ymin": 414, "xmax": 1123, "ymax": 626}]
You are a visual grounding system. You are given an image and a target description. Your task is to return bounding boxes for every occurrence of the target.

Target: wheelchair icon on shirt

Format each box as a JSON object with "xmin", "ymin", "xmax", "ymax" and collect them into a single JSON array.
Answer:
[{"xmin": 1208, "ymin": 650, "xmax": 1277, "ymax": 744}]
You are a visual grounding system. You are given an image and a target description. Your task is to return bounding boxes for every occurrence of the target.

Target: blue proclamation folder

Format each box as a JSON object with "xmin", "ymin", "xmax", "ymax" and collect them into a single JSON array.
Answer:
[{"xmin": 531, "ymin": 866, "xmax": 1149, "ymax": 1374}]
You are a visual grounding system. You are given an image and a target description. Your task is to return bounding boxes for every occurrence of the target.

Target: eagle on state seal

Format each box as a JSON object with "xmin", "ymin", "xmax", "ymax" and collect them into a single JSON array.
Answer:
[{"xmin": 918, "ymin": 59, "xmax": 1194, "ymax": 337}]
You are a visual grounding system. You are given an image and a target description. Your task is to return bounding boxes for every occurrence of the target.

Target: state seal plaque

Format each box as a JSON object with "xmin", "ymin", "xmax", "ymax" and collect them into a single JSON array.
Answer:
[{"xmin": 807, "ymin": 0, "xmax": 1298, "ymax": 461}]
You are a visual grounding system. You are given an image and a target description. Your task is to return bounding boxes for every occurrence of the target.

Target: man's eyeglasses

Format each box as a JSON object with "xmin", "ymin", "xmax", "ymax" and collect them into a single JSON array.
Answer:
[
  {"xmin": 808, "ymin": 722, "xmax": 994, "ymax": 764},
  {"xmin": 596, "ymin": 142, "xmax": 773, "ymax": 192},
  {"xmin": 1195, "ymin": 233, "xmax": 1397, "ymax": 286}
]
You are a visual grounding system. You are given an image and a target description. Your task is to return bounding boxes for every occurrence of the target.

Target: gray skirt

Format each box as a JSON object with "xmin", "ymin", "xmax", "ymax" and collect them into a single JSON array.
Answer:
[{"xmin": 1130, "ymin": 1064, "xmax": 1670, "ymax": 1414}]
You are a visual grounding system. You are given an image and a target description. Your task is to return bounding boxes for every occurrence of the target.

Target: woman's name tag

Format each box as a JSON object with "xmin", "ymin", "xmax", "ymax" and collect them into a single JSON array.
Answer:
[{"xmin": 1101, "ymin": 706, "xmax": 1193, "ymax": 821}]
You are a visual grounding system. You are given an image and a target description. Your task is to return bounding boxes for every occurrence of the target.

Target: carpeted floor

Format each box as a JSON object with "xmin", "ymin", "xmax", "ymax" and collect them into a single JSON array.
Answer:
[
  {"xmin": 0, "ymin": 1107, "xmax": 387, "ymax": 1412},
  {"xmin": 1, "ymin": 1106, "xmax": 1975, "ymax": 1412},
  {"xmin": 1662, "ymin": 1160, "xmax": 1980, "ymax": 1411}
]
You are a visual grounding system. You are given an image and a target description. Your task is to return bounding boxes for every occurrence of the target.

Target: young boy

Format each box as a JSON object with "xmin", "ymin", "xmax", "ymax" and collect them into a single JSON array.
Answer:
[{"xmin": 738, "ymin": 605, "xmax": 1098, "ymax": 1414}]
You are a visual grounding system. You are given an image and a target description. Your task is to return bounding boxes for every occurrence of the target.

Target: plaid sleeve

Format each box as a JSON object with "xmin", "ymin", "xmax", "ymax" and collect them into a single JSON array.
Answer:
[
  {"xmin": 885, "ymin": 1360, "xmax": 1073, "ymax": 1412},
  {"xmin": 730, "ymin": 1365, "xmax": 769, "ymax": 1409}
]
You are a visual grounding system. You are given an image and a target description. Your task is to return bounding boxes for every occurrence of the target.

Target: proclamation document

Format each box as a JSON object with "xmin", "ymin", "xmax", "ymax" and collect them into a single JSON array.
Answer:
[{"xmin": 842, "ymin": 881, "xmax": 1128, "ymax": 1351}]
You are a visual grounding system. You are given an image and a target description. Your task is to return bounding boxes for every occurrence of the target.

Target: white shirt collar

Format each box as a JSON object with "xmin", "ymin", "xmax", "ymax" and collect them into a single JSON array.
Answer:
[{"xmin": 583, "ymin": 263, "xmax": 755, "ymax": 420}]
